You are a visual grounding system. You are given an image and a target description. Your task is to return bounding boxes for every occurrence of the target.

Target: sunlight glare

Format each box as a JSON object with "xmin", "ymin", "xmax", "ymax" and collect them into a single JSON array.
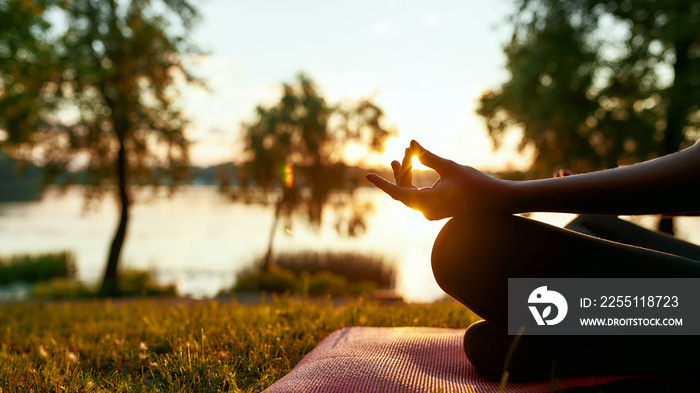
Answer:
[
  {"xmin": 378, "ymin": 137, "xmax": 428, "ymax": 170},
  {"xmin": 394, "ymin": 208, "xmax": 430, "ymax": 237},
  {"xmin": 378, "ymin": 137, "xmax": 407, "ymax": 164},
  {"xmin": 411, "ymin": 155, "xmax": 428, "ymax": 171}
]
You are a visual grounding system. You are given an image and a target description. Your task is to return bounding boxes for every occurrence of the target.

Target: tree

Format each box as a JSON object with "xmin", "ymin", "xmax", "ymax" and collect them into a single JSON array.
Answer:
[
  {"xmin": 478, "ymin": 0, "xmax": 700, "ymax": 233},
  {"xmin": 237, "ymin": 74, "xmax": 393, "ymax": 271},
  {"xmin": 0, "ymin": 0, "xmax": 56, "ymax": 149},
  {"xmin": 0, "ymin": 0, "xmax": 202, "ymax": 295}
]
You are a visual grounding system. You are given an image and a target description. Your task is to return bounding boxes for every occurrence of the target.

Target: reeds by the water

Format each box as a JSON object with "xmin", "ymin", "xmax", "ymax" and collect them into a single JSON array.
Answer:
[
  {"xmin": 232, "ymin": 251, "xmax": 397, "ymax": 297},
  {"xmin": 0, "ymin": 251, "xmax": 175, "ymax": 299},
  {"xmin": 270, "ymin": 251, "xmax": 396, "ymax": 289},
  {"xmin": 0, "ymin": 251, "xmax": 75, "ymax": 285}
]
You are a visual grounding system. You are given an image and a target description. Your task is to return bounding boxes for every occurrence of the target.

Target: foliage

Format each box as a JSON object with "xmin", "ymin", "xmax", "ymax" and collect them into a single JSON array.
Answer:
[
  {"xmin": 0, "ymin": 252, "xmax": 175, "ymax": 299},
  {"xmin": 237, "ymin": 73, "xmax": 394, "ymax": 269},
  {"xmin": 234, "ymin": 266, "xmax": 299, "ymax": 294},
  {"xmin": 479, "ymin": 0, "xmax": 700, "ymax": 177},
  {"xmin": 115, "ymin": 269, "xmax": 177, "ymax": 297},
  {"xmin": 273, "ymin": 251, "xmax": 396, "ymax": 289},
  {"xmin": 0, "ymin": 0, "xmax": 203, "ymax": 295},
  {"xmin": 232, "ymin": 266, "xmax": 379, "ymax": 297},
  {"xmin": 29, "ymin": 269, "xmax": 177, "ymax": 299},
  {"xmin": 0, "ymin": 298, "xmax": 479, "ymax": 392},
  {"xmin": 233, "ymin": 252, "xmax": 396, "ymax": 297},
  {"xmin": 0, "ymin": 251, "xmax": 76, "ymax": 285},
  {"xmin": 303, "ymin": 270, "xmax": 360, "ymax": 297},
  {"xmin": 1, "ymin": 0, "xmax": 200, "ymax": 192},
  {"xmin": 0, "ymin": 0, "xmax": 57, "ymax": 147},
  {"xmin": 32, "ymin": 277, "xmax": 94, "ymax": 300}
]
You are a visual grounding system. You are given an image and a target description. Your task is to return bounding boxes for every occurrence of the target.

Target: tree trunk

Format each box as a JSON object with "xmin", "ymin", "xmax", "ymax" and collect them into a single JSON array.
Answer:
[
  {"xmin": 261, "ymin": 199, "xmax": 283, "ymax": 271},
  {"xmin": 100, "ymin": 137, "xmax": 129, "ymax": 296}
]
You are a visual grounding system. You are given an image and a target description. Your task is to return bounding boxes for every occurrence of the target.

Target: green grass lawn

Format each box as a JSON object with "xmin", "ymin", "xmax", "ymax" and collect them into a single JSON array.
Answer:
[{"xmin": 0, "ymin": 296, "xmax": 478, "ymax": 392}]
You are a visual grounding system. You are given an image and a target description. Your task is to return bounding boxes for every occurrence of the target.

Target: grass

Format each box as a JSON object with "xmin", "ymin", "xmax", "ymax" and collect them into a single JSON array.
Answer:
[{"xmin": 0, "ymin": 297, "xmax": 478, "ymax": 392}]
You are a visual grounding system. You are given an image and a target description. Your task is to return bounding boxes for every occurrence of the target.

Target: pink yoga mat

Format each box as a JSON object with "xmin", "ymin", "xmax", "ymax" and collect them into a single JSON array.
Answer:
[{"xmin": 267, "ymin": 327, "xmax": 633, "ymax": 392}]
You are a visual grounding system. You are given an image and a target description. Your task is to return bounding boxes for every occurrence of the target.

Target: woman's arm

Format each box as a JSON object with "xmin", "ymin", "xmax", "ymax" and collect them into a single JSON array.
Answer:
[
  {"xmin": 366, "ymin": 140, "xmax": 700, "ymax": 220},
  {"xmin": 515, "ymin": 140, "xmax": 700, "ymax": 216}
]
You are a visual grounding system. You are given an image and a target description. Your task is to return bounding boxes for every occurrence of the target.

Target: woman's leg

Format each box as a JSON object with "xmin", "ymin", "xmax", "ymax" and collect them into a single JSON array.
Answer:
[
  {"xmin": 565, "ymin": 214, "xmax": 700, "ymax": 261},
  {"xmin": 432, "ymin": 214, "xmax": 700, "ymax": 381},
  {"xmin": 431, "ymin": 214, "xmax": 700, "ymax": 327}
]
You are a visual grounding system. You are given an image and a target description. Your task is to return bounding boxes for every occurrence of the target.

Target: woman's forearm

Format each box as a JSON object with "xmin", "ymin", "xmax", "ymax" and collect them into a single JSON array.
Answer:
[{"xmin": 510, "ymin": 141, "xmax": 700, "ymax": 215}]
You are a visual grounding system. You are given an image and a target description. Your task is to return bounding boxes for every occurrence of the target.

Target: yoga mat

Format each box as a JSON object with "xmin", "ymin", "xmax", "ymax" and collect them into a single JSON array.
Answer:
[{"xmin": 266, "ymin": 327, "xmax": 638, "ymax": 393}]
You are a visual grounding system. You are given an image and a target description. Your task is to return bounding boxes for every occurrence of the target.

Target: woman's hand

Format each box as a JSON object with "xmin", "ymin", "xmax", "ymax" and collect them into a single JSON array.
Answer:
[
  {"xmin": 366, "ymin": 140, "xmax": 515, "ymax": 220},
  {"xmin": 369, "ymin": 139, "xmax": 700, "ymax": 217}
]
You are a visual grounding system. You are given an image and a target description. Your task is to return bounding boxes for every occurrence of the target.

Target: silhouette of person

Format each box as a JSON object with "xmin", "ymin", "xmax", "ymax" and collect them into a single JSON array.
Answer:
[{"xmin": 367, "ymin": 140, "xmax": 700, "ymax": 382}]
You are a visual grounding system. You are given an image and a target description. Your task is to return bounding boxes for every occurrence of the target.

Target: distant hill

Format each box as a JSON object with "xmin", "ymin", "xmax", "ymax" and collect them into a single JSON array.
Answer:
[
  {"xmin": 0, "ymin": 154, "xmax": 527, "ymax": 203},
  {"xmin": 189, "ymin": 163, "xmax": 238, "ymax": 187},
  {"xmin": 189, "ymin": 161, "xmax": 441, "ymax": 189}
]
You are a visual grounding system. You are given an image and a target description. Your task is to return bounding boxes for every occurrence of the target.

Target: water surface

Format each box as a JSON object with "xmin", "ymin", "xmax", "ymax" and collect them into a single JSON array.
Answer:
[{"xmin": 2, "ymin": 186, "xmax": 698, "ymax": 302}]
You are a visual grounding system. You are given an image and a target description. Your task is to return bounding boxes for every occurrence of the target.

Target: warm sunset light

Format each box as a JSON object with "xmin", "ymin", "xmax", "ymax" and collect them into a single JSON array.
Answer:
[
  {"xmin": 182, "ymin": 2, "xmax": 523, "ymax": 172},
  {"xmin": 412, "ymin": 155, "xmax": 427, "ymax": 171},
  {"xmin": 394, "ymin": 208, "xmax": 431, "ymax": 236},
  {"xmin": 372, "ymin": 137, "xmax": 428, "ymax": 170},
  {"xmin": 4, "ymin": 0, "xmax": 700, "ymax": 390}
]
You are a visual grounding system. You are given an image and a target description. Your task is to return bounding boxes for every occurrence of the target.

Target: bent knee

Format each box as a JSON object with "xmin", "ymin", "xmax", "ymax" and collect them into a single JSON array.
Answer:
[
  {"xmin": 431, "ymin": 215, "xmax": 493, "ymax": 296},
  {"xmin": 431, "ymin": 214, "xmax": 514, "ymax": 324},
  {"xmin": 431, "ymin": 216, "xmax": 464, "ymax": 291}
]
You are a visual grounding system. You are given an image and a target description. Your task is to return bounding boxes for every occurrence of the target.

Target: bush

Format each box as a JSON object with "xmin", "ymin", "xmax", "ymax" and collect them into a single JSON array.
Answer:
[
  {"xmin": 32, "ymin": 278, "xmax": 94, "ymax": 300},
  {"xmin": 233, "ymin": 267, "xmax": 378, "ymax": 297},
  {"xmin": 0, "ymin": 251, "xmax": 76, "ymax": 285},
  {"xmin": 118, "ymin": 270, "xmax": 177, "ymax": 297},
  {"xmin": 30, "ymin": 269, "xmax": 177, "ymax": 299},
  {"xmin": 305, "ymin": 271, "xmax": 348, "ymax": 296},
  {"xmin": 234, "ymin": 266, "xmax": 298, "ymax": 294},
  {"xmin": 270, "ymin": 251, "xmax": 396, "ymax": 289},
  {"xmin": 232, "ymin": 251, "xmax": 395, "ymax": 297}
]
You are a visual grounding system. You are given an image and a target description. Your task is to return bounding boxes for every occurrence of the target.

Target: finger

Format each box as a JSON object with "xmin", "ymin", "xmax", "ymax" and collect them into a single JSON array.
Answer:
[
  {"xmin": 398, "ymin": 148, "xmax": 413, "ymax": 187},
  {"xmin": 365, "ymin": 173, "xmax": 417, "ymax": 205},
  {"xmin": 391, "ymin": 160, "xmax": 402, "ymax": 183},
  {"xmin": 410, "ymin": 140, "xmax": 451, "ymax": 174}
]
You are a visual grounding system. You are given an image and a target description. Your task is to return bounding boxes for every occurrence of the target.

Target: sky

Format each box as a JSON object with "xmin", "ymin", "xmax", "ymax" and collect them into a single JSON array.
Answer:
[{"xmin": 182, "ymin": 0, "xmax": 533, "ymax": 172}]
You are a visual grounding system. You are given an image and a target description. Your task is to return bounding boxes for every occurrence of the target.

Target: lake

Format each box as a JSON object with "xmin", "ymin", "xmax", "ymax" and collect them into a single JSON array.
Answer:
[{"xmin": 2, "ymin": 186, "xmax": 699, "ymax": 302}]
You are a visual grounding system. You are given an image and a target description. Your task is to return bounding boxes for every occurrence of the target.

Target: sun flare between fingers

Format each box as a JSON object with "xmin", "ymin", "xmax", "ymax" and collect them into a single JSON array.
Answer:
[{"xmin": 412, "ymin": 155, "xmax": 428, "ymax": 171}]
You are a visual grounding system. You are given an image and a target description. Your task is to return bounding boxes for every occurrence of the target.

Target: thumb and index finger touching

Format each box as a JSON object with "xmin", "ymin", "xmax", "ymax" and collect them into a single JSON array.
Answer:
[
  {"xmin": 365, "ymin": 140, "xmax": 449, "ymax": 205},
  {"xmin": 410, "ymin": 140, "xmax": 450, "ymax": 174}
]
